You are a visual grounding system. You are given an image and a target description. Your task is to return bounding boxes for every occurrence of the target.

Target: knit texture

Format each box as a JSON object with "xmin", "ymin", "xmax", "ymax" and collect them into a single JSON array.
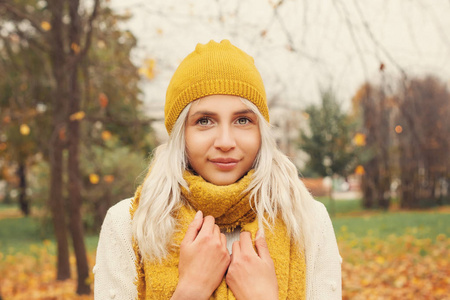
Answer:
[
  {"xmin": 164, "ymin": 40, "xmax": 269, "ymax": 134},
  {"xmin": 180, "ymin": 170, "xmax": 256, "ymax": 231},
  {"xmin": 130, "ymin": 172, "xmax": 306, "ymax": 299}
]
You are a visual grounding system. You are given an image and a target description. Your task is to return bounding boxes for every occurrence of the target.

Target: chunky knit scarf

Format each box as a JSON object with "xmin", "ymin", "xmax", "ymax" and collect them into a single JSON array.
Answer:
[{"xmin": 131, "ymin": 171, "xmax": 306, "ymax": 299}]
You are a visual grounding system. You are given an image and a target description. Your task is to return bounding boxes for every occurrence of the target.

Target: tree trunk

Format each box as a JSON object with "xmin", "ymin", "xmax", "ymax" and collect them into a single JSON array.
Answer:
[
  {"xmin": 17, "ymin": 161, "xmax": 29, "ymax": 216},
  {"xmin": 67, "ymin": 107, "xmax": 90, "ymax": 294},
  {"xmin": 67, "ymin": 0, "xmax": 90, "ymax": 294},
  {"xmin": 48, "ymin": 0, "xmax": 71, "ymax": 280},
  {"xmin": 49, "ymin": 132, "xmax": 71, "ymax": 280},
  {"xmin": 67, "ymin": 74, "xmax": 91, "ymax": 295}
]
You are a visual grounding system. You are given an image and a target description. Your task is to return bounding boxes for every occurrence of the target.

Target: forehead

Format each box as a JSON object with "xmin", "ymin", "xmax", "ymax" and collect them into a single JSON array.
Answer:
[{"xmin": 189, "ymin": 95, "xmax": 251, "ymax": 113}]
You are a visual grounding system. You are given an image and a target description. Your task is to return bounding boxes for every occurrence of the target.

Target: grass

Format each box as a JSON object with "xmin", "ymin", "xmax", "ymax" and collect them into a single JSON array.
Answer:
[
  {"xmin": 333, "ymin": 212, "xmax": 450, "ymax": 240},
  {"xmin": 1, "ymin": 200, "xmax": 449, "ymax": 255},
  {"xmin": 0, "ymin": 203, "xmax": 99, "ymax": 255},
  {"xmin": 316, "ymin": 197, "xmax": 450, "ymax": 241}
]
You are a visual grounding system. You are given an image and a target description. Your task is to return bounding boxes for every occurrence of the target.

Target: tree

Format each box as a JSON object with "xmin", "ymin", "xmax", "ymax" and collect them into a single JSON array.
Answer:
[
  {"xmin": 352, "ymin": 82, "xmax": 393, "ymax": 209},
  {"xmin": 396, "ymin": 76, "xmax": 450, "ymax": 208},
  {"xmin": 299, "ymin": 90, "xmax": 357, "ymax": 215},
  {"xmin": 353, "ymin": 75, "xmax": 450, "ymax": 209},
  {"xmin": 0, "ymin": 0, "xmax": 153, "ymax": 294},
  {"xmin": 300, "ymin": 90, "xmax": 357, "ymax": 178},
  {"xmin": 0, "ymin": 30, "xmax": 52, "ymax": 215}
]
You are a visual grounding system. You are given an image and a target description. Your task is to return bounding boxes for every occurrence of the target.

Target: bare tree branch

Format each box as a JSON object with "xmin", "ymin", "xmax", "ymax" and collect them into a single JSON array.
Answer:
[
  {"xmin": 13, "ymin": 25, "xmax": 49, "ymax": 52},
  {"xmin": 332, "ymin": 0, "xmax": 368, "ymax": 79},
  {"xmin": 352, "ymin": 0, "xmax": 407, "ymax": 78},
  {"xmin": 0, "ymin": 2, "xmax": 45, "ymax": 34},
  {"xmin": 79, "ymin": 0, "xmax": 100, "ymax": 60}
]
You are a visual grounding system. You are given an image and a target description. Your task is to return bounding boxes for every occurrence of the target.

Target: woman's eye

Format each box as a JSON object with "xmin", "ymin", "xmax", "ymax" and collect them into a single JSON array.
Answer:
[
  {"xmin": 237, "ymin": 117, "xmax": 250, "ymax": 125},
  {"xmin": 197, "ymin": 118, "xmax": 211, "ymax": 126}
]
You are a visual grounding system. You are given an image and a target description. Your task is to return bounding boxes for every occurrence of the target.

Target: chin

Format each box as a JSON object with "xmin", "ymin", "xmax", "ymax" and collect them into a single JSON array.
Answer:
[{"xmin": 206, "ymin": 172, "xmax": 245, "ymax": 186}]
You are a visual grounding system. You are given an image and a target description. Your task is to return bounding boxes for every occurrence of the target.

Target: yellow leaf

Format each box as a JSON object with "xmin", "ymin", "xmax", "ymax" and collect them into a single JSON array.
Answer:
[
  {"xmin": 139, "ymin": 58, "xmax": 156, "ymax": 79},
  {"xmin": 375, "ymin": 256, "xmax": 385, "ymax": 264},
  {"xmin": 101, "ymin": 130, "xmax": 112, "ymax": 141},
  {"xmin": 353, "ymin": 133, "xmax": 366, "ymax": 146},
  {"xmin": 355, "ymin": 165, "xmax": 365, "ymax": 175},
  {"xmin": 71, "ymin": 42, "xmax": 80, "ymax": 54},
  {"xmin": 41, "ymin": 21, "xmax": 51, "ymax": 31},
  {"xmin": 69, "ymin": 111, "xmax": 85, "ymax": 121},
  {"xmin": 89, "ymin": 174, "xmax": 99, "ymax": 184},
  {"xmin": 394, "ymin": 275, "xmax": 407, "ymax": 288},
  {"xmin": 70, "ymin": 43, "xmax": 80, "ymax": 54},
  {"xmin": 20, "ymin": 124, "xmax": 30, "ymax": 136}
]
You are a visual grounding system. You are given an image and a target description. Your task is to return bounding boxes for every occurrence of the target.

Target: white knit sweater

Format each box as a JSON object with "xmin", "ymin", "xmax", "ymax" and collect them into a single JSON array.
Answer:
[{"xmin": 93, "ymin": 199, "xmax": 342, "ymax": 299}]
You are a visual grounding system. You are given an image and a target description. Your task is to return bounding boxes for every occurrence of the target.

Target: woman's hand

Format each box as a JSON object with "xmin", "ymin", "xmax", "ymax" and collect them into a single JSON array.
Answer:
[
  {"xmin": 172, "ymin": 211, "xmax": 230, "ymax": 300},
  {"xmin": 226, "ymin": 230, "xmax": 279, "ymax": 300}
]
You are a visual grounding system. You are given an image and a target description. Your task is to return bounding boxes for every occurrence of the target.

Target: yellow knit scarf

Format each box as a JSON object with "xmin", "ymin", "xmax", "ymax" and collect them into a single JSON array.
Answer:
[{"xmin": 131, "ymin": 171, "xmax": 306, "ymax": 299}]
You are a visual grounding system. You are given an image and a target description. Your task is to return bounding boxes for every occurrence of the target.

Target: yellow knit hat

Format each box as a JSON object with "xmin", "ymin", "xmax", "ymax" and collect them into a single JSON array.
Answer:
[{"xmin": 164, "ymin": 40, "xmax": 269, "ymax": 134}]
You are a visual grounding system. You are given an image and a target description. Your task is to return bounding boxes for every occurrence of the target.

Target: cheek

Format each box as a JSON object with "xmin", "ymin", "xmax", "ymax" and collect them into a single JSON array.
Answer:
[
  {"xmin": 241, "ymin": 131, "xmax": 261, "ymax": 157},
  {"xmin": 185, "ymin": 130, "xmax": 208, "ymax": 162}
]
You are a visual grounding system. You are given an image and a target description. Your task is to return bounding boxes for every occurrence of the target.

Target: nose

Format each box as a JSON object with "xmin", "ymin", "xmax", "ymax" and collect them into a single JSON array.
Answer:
[{"xmin": 213, "ymin": 125, "xmax": 236, "ymax": 151}]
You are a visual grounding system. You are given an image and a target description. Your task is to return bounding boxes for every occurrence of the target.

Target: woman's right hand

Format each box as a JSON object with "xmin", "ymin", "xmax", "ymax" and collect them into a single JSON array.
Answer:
[{"xmin": 171, "ymin": 211, "xmax": 230, "ymax": 300}]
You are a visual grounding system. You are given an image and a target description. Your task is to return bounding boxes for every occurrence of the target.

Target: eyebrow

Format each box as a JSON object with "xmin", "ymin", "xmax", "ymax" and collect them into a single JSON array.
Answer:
[{"xmin": 189, "ymin": 109, "xmax": 256, "ymax": 118}]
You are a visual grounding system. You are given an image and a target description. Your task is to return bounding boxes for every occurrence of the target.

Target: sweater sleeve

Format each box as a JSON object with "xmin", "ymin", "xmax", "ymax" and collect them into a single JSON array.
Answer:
[
  {"xmin": 307, "ymin": 201, "xmax": 342, "ymax": 299},
  {"xmin": 93, "ymin": 199, "xmax": 137, "ymax": 300}
]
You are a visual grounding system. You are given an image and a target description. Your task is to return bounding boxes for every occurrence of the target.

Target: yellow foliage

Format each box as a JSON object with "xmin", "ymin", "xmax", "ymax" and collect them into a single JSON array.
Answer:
[
  {"xmin": 1, "ymin": 232, "xmax": 449, "ymax": 299},
  {"xmin": 139, "ymin": 58, "xmax": 156, "ymax": 80},
  {"xmin": 71, "ymin": 43, "xmax": 81, "ymax": 54},
  {"xmin": 101, "ymin": 130, "xmax": 112, "ymax": 141},
  {"xmin": 89, "ymin": 173, "xmax": 99, "ymax": 184},
  {"xmin": 353, "ymin": 133, "xmax": 366, "ymax": 146},
  {"xmin": 355, "ymin": 165, "xmax": 365, "ymax": 175},
  {"xmin": 41, "ymin": 21, "xmax": 51, "ymax": 31},
  {"xmin": 20, "ymin": 124, "xmax": 30, "ymax": 136},
  {"xmin": 69, "ymin": 111, "xmax": 85, "ymax": 121}
]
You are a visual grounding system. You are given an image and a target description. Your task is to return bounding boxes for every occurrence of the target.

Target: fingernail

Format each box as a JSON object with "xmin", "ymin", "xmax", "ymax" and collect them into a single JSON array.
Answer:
[{"xmin": 194, "ymin": 210, "xmax": 202, "ymax": 220}]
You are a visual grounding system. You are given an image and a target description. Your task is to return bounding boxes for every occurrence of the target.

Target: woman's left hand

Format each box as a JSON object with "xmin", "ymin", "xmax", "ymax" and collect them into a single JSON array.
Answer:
[{"xmin": 225, "ymin": 230, "xmax": 278, "ymax": 300}]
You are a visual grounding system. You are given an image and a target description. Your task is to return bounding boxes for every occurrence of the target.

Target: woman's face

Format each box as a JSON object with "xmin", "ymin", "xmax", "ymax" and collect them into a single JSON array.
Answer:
[{"xmin": 185, "ymin": 95, "xmax": 261, "ymax": 186}]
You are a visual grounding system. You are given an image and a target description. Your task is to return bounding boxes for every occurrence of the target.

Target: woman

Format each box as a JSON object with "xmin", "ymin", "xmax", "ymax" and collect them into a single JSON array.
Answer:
[{"xmin": 94, "ymin": 40, "xmax": 341, "ymax": 299}]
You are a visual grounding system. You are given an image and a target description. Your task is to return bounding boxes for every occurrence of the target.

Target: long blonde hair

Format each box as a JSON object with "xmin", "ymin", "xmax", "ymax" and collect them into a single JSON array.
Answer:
[{"xmin": 132, "ymin": 98, "xmax": 315, "ymax": 261}]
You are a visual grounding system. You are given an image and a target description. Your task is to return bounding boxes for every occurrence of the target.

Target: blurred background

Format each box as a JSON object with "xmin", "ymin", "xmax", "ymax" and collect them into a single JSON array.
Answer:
[{"xmin": 0, "ymin": 0, "xmax": 449, "ymax": 299}]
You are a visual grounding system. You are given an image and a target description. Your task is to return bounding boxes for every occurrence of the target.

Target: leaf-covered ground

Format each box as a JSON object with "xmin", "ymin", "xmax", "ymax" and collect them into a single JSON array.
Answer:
[{"xmin": 1, "ymin": 204, "xmax": 449, "ymax": 299}]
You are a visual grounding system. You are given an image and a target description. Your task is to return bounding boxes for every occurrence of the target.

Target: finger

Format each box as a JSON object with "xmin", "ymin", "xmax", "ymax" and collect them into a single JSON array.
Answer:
[
  {"xmin": 231, "ymin": 240, "xmax": 240, "ymax": 260},
  {"xmin": 239, "ymin": 231, "xmax": 255, "ymax": 254},
  {"xmin": 183, "ymin": 210, "xmax": 203, "ymax": 243},
  {"xmin": 255, "ymin": 232, "xmax": 271, "ymax": 261},
  {"xmin": 220, "ymin": 233, "xmax": 227, "ymax": 249},
  {"xmin": 197, "ymin": 215, "xmax": 215, "ymax": 236},
  {"xmin": 213, "ymin": 224, "xmax": 221, "ymax": 238}
]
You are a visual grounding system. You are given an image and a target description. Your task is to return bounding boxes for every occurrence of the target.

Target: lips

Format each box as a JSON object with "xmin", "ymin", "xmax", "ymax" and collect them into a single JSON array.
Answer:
[{"xmin": 209, "ymin": 158, "xmax": 240, "ymax": 170}]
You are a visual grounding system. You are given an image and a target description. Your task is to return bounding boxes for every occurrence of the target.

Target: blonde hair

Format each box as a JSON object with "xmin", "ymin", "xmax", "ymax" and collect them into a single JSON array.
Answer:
[{"xmin": 133, "ymin": 98, "xmax": 315, "ymax": 261}]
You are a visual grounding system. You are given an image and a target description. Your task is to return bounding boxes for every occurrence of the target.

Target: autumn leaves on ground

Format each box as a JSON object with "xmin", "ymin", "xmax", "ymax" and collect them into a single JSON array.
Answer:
[{"xmin": 1, "ymin": 200, "xmax": 449, "ymax": 300}]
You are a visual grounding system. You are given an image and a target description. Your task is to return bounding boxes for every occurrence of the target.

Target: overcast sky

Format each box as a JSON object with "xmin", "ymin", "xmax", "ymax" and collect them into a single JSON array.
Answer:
[{"xmin": 110, "ymin": 0, "xmax": 450, "ymax": 110}]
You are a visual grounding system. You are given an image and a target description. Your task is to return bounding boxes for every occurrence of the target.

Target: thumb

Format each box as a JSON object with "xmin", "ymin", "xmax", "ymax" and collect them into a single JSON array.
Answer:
[
  {"xmin": 183, "ymin": 210, "xmax": 203, "ymax": 243},
  {"xmin": 255, "ymin": 228, "xmax": 270, "ymax": 261}
]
